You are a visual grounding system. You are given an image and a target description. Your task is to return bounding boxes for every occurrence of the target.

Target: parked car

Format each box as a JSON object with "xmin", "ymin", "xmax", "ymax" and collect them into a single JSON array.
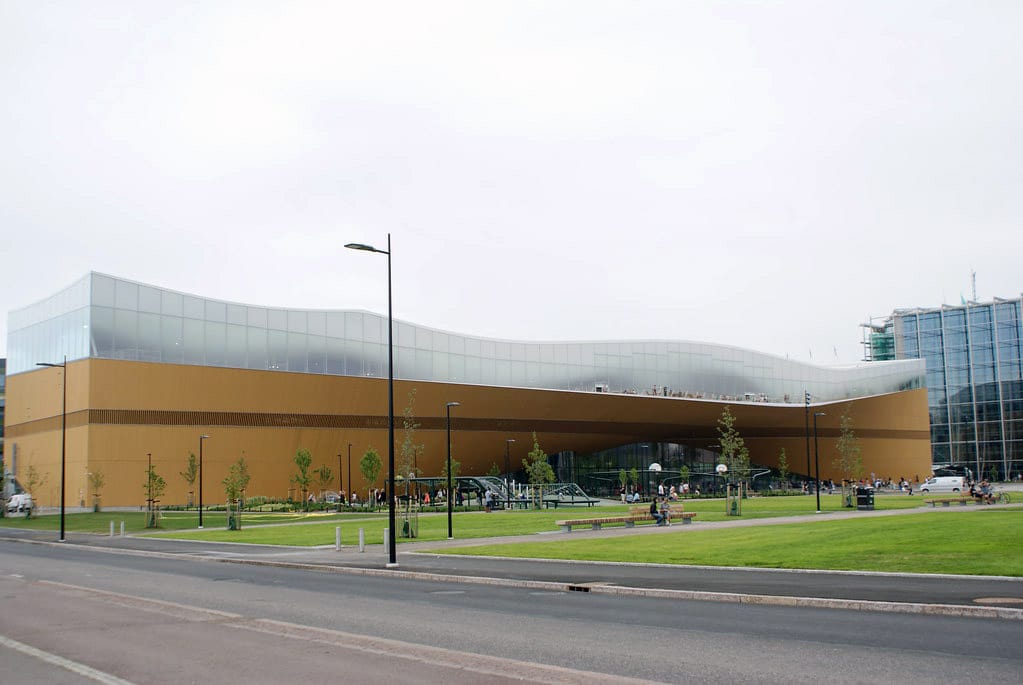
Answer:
[
  {"xmin": 919, "ymin": 476, "xmax": 964, "ymax": 493},
  {"xmin": 6, "ymin": 493, "xmax": 33, "ymax": 512}
]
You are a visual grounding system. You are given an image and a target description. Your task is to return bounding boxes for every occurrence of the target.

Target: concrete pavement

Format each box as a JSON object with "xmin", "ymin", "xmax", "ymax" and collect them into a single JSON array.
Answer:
[{"xmin": 2, "ymin": 502, "xmax": 1021, "ymax": 619}]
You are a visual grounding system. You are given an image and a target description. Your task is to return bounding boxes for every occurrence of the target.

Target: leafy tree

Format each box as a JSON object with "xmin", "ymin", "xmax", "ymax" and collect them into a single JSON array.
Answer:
[
  {"xmin": 87, "ymin": 470, "xmax": 105, "ymax": 512},
  {"xmin": 716, "ymin": 406, "xmax": 750, "ymax": 484},
  {"xmin": 440, "ymin": 457, "xmax": 461, "ymax": 481},
  {"xmin": 292, "ymin": 448, "xmax": 313, "ymax": 510},
  {"xmin": 180, "ymin": 452, "xmax": 199, "ymax": 507},
  {"xmin": 522, "ymin": 432, "xmax": 555, "ymax": 509},
  {"xmin": 618, "ymin": 468, "xmax": 628, "ymax": 497},
  {"xmin": 629, "ymin": 467, "xmax": 639, "ymax": 491},
  {"xmin": 398, "ymin": 390, "xmax": 424, "ymax": 482},
  {"xmin": 833, "ymin": 407, "xmax": 863, "ymax": 507},
  {"xmin": 360, "ymin": 447, "xmax": 382, "ymax": 510},
  {"xmin": 833, "ymin": 407, "xmax": 864, "ymax": 483},
  {"xmin": 223, "ymin": 457, "xmax": 251, "ymax": 530},
  {"xmin": 314, "ymin": 464, "xmax": 334, "ymax": 498},
  {"xmin": 21, "ymin": 465, "xmax": 47, "ymax": 519},
  {"xmin": 143, "ymin": 465, "xmax": 167, "ymax": 528},
  {"xmin": 777, "ymin": 448, "xmax": 790, "ymax": 487},
  {"xmin": 486, "ymin": 462, "xmax": 501, "ymax": 478},
  {"xmin": 679, "ymin": 465, "xmax": 691, "ymax": 497}
]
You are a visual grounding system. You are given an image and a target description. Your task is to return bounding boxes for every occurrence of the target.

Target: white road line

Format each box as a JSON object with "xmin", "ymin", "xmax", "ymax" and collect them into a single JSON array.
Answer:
[{"xmin": 0, "ymin": 634, "xmax": 137, "ymax": 685}]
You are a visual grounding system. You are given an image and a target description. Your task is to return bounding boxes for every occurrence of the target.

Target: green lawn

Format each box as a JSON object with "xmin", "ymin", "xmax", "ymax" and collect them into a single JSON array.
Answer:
[
  {"xmin": 438, "ymin": 509, "xmax": 1023, "ymax": 576},
  {"xmin": 4, "ymin": 497, "xmax": 1018, "ymax": 575},
  {"xmin": 0, "ymin": 494, "xmax": 924, "ymax": 543}
]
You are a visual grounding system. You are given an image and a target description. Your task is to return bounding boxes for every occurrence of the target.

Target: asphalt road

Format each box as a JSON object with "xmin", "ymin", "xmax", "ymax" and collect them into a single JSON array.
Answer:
[{"xmin": 2, "ymin": 540, "xmax": 1022, "ymax": 684}]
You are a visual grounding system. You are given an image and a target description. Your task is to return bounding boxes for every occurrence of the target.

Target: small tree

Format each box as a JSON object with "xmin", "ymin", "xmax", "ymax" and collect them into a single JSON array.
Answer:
[
  {"xmin": 314, "ymin": 464, "xmax": 334, "ymax": 500},
  {"xmin": 180, "ymin": 453, "xmax": 199, "ymax": 508},
  {"xmin": 522, "ymin": 432, "xmax": 555, "ymax": 509},
  {"xmin": 21, "ymin": 465, "xmax": 47, "ymax": 519},
  {"xmin": 440, "ymin": 457, "xmax": 461, "ymax": 482},
  {"xmin": 833, "ymin": 407, "xmax": 863, "ymax": 507},
  {"xmin": 679, "ymin": 465, "xmax": 691, "ymax": 497},
  {"xmin": 144, "ymin": 465, "xmax": 167, "ymax": 528},
  {"xmin": 717, "ymin": 406, "xmax": 750, "ymax": 485},
  {"xmin": 398, "ymin": 390, "xmax": 423, "ymax": 482},
  {"xmin": 87, "ymin": 471, "xmax": 105, "ymax": 512},
  {"xmin": 618, "ymin": 468, "xmax": 628, "ymax": 499},
  {"xmin": 486, "ymin": 463, "xmax": 501, "ymax": 478},
  {"xmin": 223, "ymin": 457, "xmax": 251, "ymax": 530},
  {"xmin": 629, "ymin": 467, "xmax": 639, "ymax": 492},
  {"xmin": 777, "ymin": 448, "xmax": 790, "ymax": 489},
  {"xmin": 360, "ymin": 447, "xmax": 382, "ymax": 510},
  {"xmin": 292, "ymin": 448, "xmax": 313, "ymax": 510}
]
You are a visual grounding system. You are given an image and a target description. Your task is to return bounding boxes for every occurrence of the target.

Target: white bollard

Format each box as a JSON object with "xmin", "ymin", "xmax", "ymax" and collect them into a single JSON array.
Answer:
[
  {"xmin": 383, "ymin": 527, "xmax": 389, "ymax": 551},
  {"xmin": 335, "ymin": 526, "xmax": 341, "ymax": 551},
  {"xmin": 110, "ymin": 521, "xmax": 114, "ymax": 537},
  {"xmin": 359, "ymin": 527, "xmax": 365, "ymax": 552},
  {"xmin": 120, "ymin": 521, "xmax": 125, "ymax": 536}
]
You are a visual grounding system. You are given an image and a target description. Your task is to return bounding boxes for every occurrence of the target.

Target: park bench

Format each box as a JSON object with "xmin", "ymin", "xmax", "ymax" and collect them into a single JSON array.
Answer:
[
  {"xmin": 556, "ymin": 504, "xmax": 695, "ymax": 532},
  {"xmin": 543, "ymin": 496, "xmax": 601, "ymax": 509},
  {"xmin": 924, "ymin": 497, "xmax": 975, "ymax": 507}
]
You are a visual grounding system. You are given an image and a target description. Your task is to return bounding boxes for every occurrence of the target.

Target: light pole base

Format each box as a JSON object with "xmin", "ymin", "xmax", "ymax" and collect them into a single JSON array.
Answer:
[
  {"xmin": 385, "ymin": 562, "xmax": 400, "ymax": 569},
  {"xmin": 447, "ymin": 536, "xmax": 453, "ymax": 540}
]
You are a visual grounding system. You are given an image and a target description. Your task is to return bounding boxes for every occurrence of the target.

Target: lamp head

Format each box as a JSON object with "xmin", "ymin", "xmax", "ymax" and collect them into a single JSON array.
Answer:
[
  {"xmin": 345, "ymin": 242, "xmax": 385, "ymax": 254},
  {"xmin": 446, "ymin": 401, "xmax": 461, "ymax": 408}
]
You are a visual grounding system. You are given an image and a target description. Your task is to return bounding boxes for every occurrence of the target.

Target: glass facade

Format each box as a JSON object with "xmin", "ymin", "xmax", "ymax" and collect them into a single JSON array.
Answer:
[
  {"xmin": 8, "ymin": 273, "xmax": 924, "ymax": 405},
  {"xmin": 888, "ymin": 298, "xmax": 1023, "ymax": 480}
]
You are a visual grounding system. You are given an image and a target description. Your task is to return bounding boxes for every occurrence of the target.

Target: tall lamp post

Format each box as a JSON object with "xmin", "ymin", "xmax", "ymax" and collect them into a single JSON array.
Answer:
[
  {"xmin": 35, "ymin": 356, "xmax": 67, "ymax": 542},
  {"xmin": 346, "ymin": 235, "xmax": 398, "ymax": 568},
  {"xmin": 504, "ymin": 438, "xmax": 515, "ymax": 479},
  {"xmin": 347, "ymin": 442, "xmax": 352, "ymax": 506},
  {"xmin": 198, "ymin": 434, "xmax": 210, "ymax": 528},
  {"xmin": 813, "ymin": 412, "xmax": 826, "ymax": 513},
  {"xmin": 804, "ymin": 391, "xmax": 811, "ymax": 500},
  {"xmin": 505, "ymin": 438, "xmax": 515, "ymax": 508},
  {"xmin": 445, "ymin": 401, "xmax": 461, "ymax": 539},
  {"xmin": 336, "ymin": 452, "xmax": 343, "ymax": 512}
]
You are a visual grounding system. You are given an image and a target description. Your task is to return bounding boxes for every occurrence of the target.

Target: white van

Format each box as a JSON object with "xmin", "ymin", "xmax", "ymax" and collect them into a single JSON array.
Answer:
[{"xmin": 919, "ymin": 476, "xmax": 965, "ymax": 493}]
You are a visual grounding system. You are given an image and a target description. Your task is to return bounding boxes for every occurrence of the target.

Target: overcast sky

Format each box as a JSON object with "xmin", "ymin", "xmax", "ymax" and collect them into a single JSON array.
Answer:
[{"xmin": 2, "ymin": 1, "xmax": 1020, "ymax": 364}]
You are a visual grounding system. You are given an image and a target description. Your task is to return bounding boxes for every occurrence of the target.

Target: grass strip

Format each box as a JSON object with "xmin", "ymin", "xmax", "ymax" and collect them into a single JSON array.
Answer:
[{"xmin": 435, "ymin": 509, "xmax": 1023, "ymax": 576}]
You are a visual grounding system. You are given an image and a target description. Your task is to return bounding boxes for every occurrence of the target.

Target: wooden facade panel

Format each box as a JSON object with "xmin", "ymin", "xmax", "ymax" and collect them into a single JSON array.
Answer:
[{"xmin": 4, "ymin": 359, "xmax": 932, "ymax": 506}]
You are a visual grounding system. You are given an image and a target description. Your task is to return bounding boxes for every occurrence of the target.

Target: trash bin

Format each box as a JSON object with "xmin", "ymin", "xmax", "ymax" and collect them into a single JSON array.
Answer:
[{"xmin": 856, "ymin": 487, "xmax": 875, "ymax": 511}]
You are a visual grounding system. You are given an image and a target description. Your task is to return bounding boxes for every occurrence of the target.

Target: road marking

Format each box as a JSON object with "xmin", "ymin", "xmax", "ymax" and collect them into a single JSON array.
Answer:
[
  {"xmin": 974, "ymin": 597, "xmax": 1023, "ymax": 605},
  {"xmin": 0, "ymin": 634, "xmax": 137, "ymax": 685}
]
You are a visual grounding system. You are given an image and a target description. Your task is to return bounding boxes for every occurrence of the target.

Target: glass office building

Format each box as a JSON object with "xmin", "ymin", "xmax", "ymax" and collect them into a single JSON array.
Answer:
[
  {"xmin": 7, "ymin": 273, "xmax": 923, "ymax": 404},
  {"xmin": 874, "ymin": 297, "xmax": 1023, "ymax": 480}
]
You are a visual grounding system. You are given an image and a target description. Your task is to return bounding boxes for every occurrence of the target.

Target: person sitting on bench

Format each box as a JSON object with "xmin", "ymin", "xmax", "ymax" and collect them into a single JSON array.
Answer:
[{"xmin": 650, "ymin": 498, "xmax": 665, "ymax": 526}]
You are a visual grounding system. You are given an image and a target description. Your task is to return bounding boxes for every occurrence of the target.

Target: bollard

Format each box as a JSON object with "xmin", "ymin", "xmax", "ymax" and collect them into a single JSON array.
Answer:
[
  {"xmin": 359, "ymin": 527, "xmax": 365, "ymax": 553},
  {"xmin": 120, "ymin": 521, "xmax": 125, "ymax": 536},
  {"xmin": 110, "ymin": 521, "xmax": 114, "ymax": 537},
  {"xmin": 335, "ymin": 526, "xmax": 341, "ymax": 551},
  {"xmin": 383, "ymin": 527, "xmax": 389, "ymax": 551}
]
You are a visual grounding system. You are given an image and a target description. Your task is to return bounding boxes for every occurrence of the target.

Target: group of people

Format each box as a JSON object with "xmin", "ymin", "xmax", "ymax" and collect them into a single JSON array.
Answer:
[
  {"xmin": 970, "ymin": 479, "xmax": 996, "ymax": 503},
  {"xmin": 648, "ymin": 497, "xmax": 673, "ymax": 526}
]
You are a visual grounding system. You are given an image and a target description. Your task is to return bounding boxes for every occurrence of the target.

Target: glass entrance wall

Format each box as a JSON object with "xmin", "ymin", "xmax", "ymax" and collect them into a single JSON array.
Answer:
[
  {"xmin": 9, "ymin": 273, "xmax": 924, "ymax": 405},
  {"xmin": 889, "ymin": 298, "xmax": 1023, "ymax": 480}
]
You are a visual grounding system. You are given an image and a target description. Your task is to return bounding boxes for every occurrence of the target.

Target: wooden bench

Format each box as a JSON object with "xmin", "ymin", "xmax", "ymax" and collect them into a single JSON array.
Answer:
[
  {"xmin": 924, "ymin": 497, "xmax": 976, "ymax": 507},
  {"xmin": 556, "ymin": 504, "xmax": 695, "ymax": 532}
]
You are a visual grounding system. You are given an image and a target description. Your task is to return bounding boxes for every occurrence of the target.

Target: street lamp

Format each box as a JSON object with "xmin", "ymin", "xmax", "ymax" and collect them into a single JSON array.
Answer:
[
  {"xmin": 337, "ymin": 452, "xmax": 342, "ymax": 512},
  {"xmin": 505, "ymin": 438, "xmax": 516, "ymax": 509},
  {"xmin": 347, "ymin": 442, "xmax": 352, "ymax": 507},
  {"xmin": 35, "ymin": 356, "xmax": 67, "ymax": 542},
  {"xmin": 813, "ymin": 412, "xmax": 826, "ymax": 513},
  {"xmin": 198, "ymin": 434, "xmax": 210, "ymax": 528},
  {"xmin": 804, "ymin": 391, "xmax": 811, "ymax": 501},
  {"xmin": 346, "ymin": 235, "xmax": 398, "ymax": 568},
  {"xmin": 445, "ymin": 401, "xmax": 460, "ymax": 539}
]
